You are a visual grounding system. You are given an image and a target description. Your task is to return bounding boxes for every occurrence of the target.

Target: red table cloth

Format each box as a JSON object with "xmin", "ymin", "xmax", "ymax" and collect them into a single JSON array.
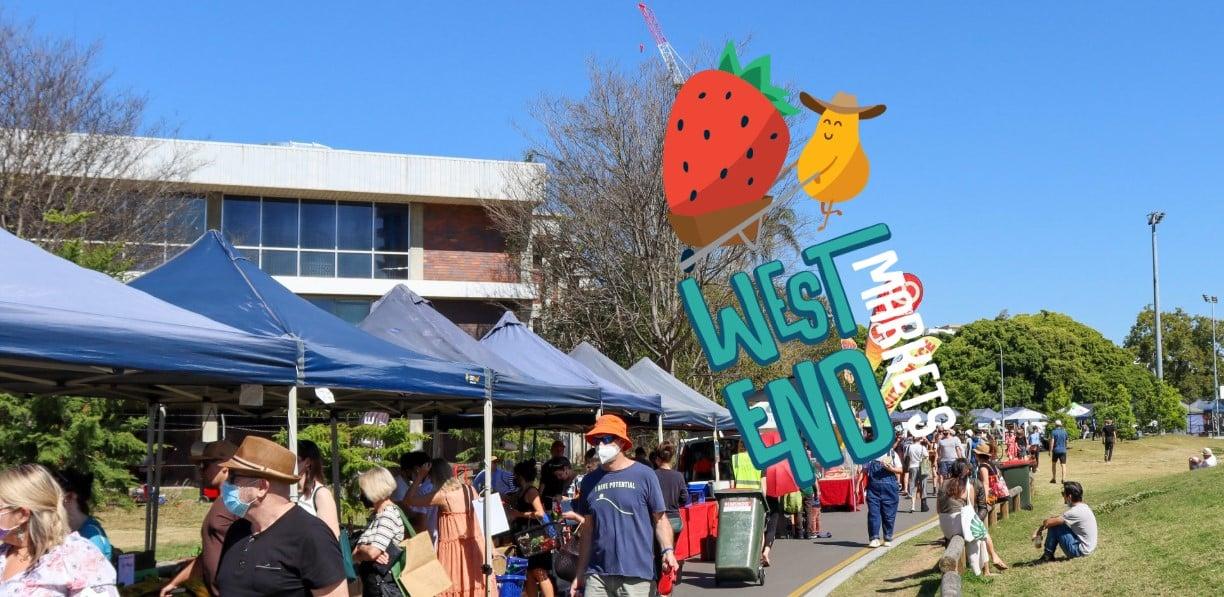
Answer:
[
  {"xmin": 819, "ymin": 477, "xmax": 864, "ymax": 511},
  {"xmin": 675, "ymin": 501, "xmax": 718, "ymax": 560}
]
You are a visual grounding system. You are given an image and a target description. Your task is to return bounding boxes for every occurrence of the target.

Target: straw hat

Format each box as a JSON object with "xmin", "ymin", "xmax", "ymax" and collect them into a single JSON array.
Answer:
[
  {"xmin": 1203, "ymin": 447, "xmax": 1214, "ymax": 457},
  {"xmin": 190, "ymin": 440, "xmax": 238, "ymax": 463},
  {"xmin": 799, "ymin": 91, "xmax": 886, "ymax": 119},
  {"xmin": 585, "ymin": 414, "xmax": 632, "ymax": 450},
  {"xmin": 973, "ymin": 443, "xmax": 992, "ymax": 457},
  {"xmin": 220, "ymin": 436, "xmax": 300, "ymax": 483}
]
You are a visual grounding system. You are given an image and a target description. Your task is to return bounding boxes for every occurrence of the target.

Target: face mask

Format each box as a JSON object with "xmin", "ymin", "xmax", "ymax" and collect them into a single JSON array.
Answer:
[
  {"xmin": 221, "ymin": 481, "xmax": 255, "ymax": 518},
  {"xmin": 597, "ymin": 442, "xmax": 621, "ymax": 465}
]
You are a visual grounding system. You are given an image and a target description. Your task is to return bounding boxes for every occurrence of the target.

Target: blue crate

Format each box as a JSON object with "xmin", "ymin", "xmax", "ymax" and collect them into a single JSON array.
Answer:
[{"xmin": 497, "ymin": 574, "xmax": 526, "ymax": 597}]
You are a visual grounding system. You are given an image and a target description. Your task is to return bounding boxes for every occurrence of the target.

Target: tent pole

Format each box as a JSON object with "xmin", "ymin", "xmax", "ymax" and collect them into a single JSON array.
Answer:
[
  {"xmin": 431, "ymin": 417, "xmax": 441, "ymax": 457},
  {"xmin": 519, "ymin": 428, "xmax": 527, "ymax": 460},
  {"xmin": 658, "ymin": 416, "xmax": 664, "ymax": 445},
  {"xmin": 288, "ymin": 386, "xmax": 299, "ymax": 500},
  {"xmin": 150, "ymin": 403, "xmax": 166, "ymax": 560},
  {"xmin": 713, "ymin": 421, "xmax": 721, "ymax": 484},
  {"xmin": 329, "ymin": 409, "xmax": 342, "ymax": 523},
  {"xmin": 482, "ymin": 369, "xmax": 494, "ymax": 597},
  {"xmin": 531, "ymin": 429, "xmax": 538, "ymax": 458},
  {"xmin": 142, "ymin": 401, "xmax": 156, "ymax": 553}
]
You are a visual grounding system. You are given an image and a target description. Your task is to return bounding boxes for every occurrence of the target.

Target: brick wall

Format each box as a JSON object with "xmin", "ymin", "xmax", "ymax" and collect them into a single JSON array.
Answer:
[
  {"xmin": 423, "ymin": 204, "xmax": 519, "ymax": 283},
  {"xmin": 432, "ymin": 299, "xmax": 522, "ymax": 339}
]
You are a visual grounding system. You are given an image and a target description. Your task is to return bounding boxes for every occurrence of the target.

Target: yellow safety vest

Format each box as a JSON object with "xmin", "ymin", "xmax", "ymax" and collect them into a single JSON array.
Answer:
[{"xmin": 732, "ymin": 452, "xmax": 763, "ymax": 489}]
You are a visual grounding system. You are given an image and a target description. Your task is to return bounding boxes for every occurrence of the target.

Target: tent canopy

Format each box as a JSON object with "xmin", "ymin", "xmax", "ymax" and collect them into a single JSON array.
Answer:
[
  {"xmin": 969, "ymin": 408, "xmax": 1002, "ymax": 421},
  {"xmin": 358, "ymin": 285, "xmax": 601, "ymax": 410},
  {"xmin": 130, "ymin": 232, "xmax": 489, "ymax": 406},
  {"xmin": 627, "ymin": 357, "xmax": 734, "ymax": 431},
  {"xmin": 0, "ymin": 228, "xmax": 300, "ymax": 396},
  {"xmin": 480, "ymin": 312, "xmax": 662, "ymax": 416},
  {"xmin": 1064, "ymin": 402, "xmax": 1093, "ymax": 418},
  {"xmin": 1002, "ymin": 406, "xmax": 1048, "ymax": 422}
]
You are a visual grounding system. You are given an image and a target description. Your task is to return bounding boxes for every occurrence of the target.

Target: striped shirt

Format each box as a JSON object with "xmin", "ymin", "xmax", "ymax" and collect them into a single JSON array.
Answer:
[{"xmin": 357, "ymin": 504, "xmax": 406, "ymax": 552}]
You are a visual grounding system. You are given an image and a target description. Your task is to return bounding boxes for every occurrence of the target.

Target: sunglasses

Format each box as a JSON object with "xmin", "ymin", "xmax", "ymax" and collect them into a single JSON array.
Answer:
[{"xmin": 592, "ymin": 435, "xmax": 618, "ymax": 445}]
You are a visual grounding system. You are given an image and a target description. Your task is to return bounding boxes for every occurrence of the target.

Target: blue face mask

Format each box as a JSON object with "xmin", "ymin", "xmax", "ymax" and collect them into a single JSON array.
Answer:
[{"xmin": 220, "ymin": 481, "xmax": 254, "ymax": 518}]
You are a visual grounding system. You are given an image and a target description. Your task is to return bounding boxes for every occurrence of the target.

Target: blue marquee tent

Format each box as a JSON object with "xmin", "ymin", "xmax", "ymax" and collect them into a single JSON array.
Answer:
[
  {"xmin": 130, "ymin": 231, "xmax": 490, "ymax": 404},
  {"xmin": 480, "ymin": 312, "xmax": 663, "ymax": 417},
  {"xmin": 359, "ymin": 285, "xmax": 601, "ymax": 409},
  {"xmin": 627, "ymin": 357, "xmax": 733, "ymax": 430},
  {"xmin": 0, "ymin": 228, "xmax": 300, "ymax": 395}
]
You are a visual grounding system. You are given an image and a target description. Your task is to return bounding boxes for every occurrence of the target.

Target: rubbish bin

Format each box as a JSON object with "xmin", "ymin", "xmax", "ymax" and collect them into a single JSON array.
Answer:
[
  {"xmin": 712, "ymin": 489, "xmax": 766, "ymax": 587},
  {"xmin": 999, "ymin": 459, "xmax": 1033, "ymax": 510}
]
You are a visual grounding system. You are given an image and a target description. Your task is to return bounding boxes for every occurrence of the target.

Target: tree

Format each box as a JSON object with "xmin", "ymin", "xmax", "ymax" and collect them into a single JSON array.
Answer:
[
  {"xmin": 0, "ymin": 13, "xmax": 196, "ymax": 249},
  {"xmin": 1124, "ymin": 307, "xmax": 1218, "ymax": 402},
  {"xmin": 927, "ymin": 311, "xmax": 1184, "ymax": 431},
  {"xmin": 484, "ymin": 51, "xmax": 811, "ymax": 380},
  {"xmin": 1044, "ymin": 384, "xmax": 1078, "ymax": 430},
  {"xmin": 1094, "ymin": 385, "xmax": 1138, "ymax": 440}
]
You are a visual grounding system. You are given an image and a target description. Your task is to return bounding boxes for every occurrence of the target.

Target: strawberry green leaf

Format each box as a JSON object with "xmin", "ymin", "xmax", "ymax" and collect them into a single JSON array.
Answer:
[{"xmin": 716, "ymin": 40, "xmax": 800, "ymax": 116}]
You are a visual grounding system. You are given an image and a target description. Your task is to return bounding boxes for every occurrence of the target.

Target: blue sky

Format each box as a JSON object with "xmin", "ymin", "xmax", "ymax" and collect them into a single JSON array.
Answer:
[{"xmin": 8, "ymin": 1, "xmax": 1223, "ymax": 343}]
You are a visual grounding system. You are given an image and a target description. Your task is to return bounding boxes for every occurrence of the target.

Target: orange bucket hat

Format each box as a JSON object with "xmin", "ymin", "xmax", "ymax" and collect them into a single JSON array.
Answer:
[{"xmin": 585, "ymin": 414, "xmax": 632, "ymax": 450}]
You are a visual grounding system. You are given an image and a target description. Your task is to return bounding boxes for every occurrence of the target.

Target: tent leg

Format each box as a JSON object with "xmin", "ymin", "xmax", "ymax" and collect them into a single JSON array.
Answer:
[
  {"xmin": 329, "ymin": 410, "xmax": 343, "ymax": 523},
  {"xmin": 482, "ymin": 370, "xmax": 494, "ymax": 597},
  {"xmin": 143, "ymin": 402, "xmax": 156, "ymax": 553},
  {"xmin": 658, "ymin": 416, "xmax": 664, "ymax": 445},
  {"xmin": 519, "ymin": 428, "xmax": 527, "ymax": 460},
  {"xmin": 288, "ymin": 387, "xmax": 299, "ymax": 500},
  {"xmin": 531, "ymin": 429, "xmax": 538, "ymax": 458},
  {"xmin": 149, "ymin": 403, "xmax": 166, "ymax": 559},
  {"xmin": 431, "ymin": 417, "xmax": 441, "ymax": 458},
  {"xmin": 713, "ymin": 425, "xmax": 721, "ymax": 484}
]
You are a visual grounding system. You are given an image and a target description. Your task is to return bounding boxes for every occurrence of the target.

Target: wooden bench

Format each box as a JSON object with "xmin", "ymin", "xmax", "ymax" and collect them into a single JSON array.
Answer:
[
  {"xmin": 987, "ymin": 486, "xmax": 1025, "ymax": 527},
  {"xmin": 939, "ymin": 536, "xmax": 966, "ymax": 595}
]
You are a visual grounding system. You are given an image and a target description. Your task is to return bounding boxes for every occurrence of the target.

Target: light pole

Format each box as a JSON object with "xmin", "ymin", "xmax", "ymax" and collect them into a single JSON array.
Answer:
[
  {"xmin": 1205, "ymin": 294, "xmax": 1219, "ymax": 437},
  {"xmin": 1148, "ymin": 212, "xmax": 1165, "ymax": 380},
  {"xmin": 994, "ymin": 340, "xmax": 1005, "ymax": 426}
]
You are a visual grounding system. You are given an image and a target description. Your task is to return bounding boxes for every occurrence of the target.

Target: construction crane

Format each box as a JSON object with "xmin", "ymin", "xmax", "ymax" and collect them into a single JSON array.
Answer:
[{"xmin": 638, "ymin": 2, "xmax": 691, "ymax": 88}]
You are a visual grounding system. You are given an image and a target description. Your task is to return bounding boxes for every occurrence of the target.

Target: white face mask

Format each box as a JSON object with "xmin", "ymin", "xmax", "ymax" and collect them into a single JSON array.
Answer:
[{"xmin": 597, "ymin": 442, "xmax": 622, "ymax": 465}]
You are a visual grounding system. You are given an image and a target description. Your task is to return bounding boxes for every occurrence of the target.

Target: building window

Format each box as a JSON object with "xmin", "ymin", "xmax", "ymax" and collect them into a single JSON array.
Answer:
[
  {"xmin": 221, "ymin": 195, "xmax": 411, "ymax": 279},
  {"xmin": 304, "ymin": 296, "xmax": 376, "ymax": 324},
  {"xmin": 125, "ymin": 196, "xmax": 208, "ymax": 271}
]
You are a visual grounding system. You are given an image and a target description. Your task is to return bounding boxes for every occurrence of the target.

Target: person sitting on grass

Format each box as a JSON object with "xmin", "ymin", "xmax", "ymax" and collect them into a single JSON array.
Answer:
[
  {"xmin": 1032, "ymin": 481, "xmax": 1097, "ymax": 561},
  {"xmin": 1189, "ymin": 447, "xmax": 1217, "ymax": 470}
]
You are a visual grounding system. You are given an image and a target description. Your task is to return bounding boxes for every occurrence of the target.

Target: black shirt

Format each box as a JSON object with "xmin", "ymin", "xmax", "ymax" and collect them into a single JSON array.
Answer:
[
  {"xmin": 654, "ymin": 468, "xmax": 690, "ymax": 516},
  {"xmin": 217, "ymin": 505, "xmax": 347, "ymax": 596},
  {"xmin": 1102, "ymin": 424, "xmax": 1117, "ymax": 443},
  {"xmin": 540, "ymin": 456, "xmax": 572, "ymax": 498}
]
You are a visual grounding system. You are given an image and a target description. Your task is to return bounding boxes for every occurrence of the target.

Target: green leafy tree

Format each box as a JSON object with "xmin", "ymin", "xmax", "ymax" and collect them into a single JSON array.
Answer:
[
  {"xmin": 1094, "ymin": 385, "xmax": 1139, "ymax": 439},
  {"xmin": 1044, "ymin": 384, "xmax": 1078, "ymax": 430},
  {"xmin": 1124, "ymin": 307, "xmax": 1217, "ymax": 402}
]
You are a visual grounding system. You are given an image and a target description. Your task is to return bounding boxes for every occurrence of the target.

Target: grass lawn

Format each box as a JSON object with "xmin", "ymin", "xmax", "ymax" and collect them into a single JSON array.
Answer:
[
  {"xmin": 833, "ymin": 434, "xmax": 1224, "ymax": 596},
  {"xmin": 96, "ymin": 487, "xmax": 212, "ymax": 561}
]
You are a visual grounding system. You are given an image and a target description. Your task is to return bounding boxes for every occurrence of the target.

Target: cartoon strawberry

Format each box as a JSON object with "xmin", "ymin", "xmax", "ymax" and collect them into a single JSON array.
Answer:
[{"xmin": 663, "ymin": 41, "xmax": 798, "ymax": 248}]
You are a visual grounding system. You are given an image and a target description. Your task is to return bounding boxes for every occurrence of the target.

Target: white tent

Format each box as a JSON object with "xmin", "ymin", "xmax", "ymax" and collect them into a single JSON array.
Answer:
[
  {"xmin": 1003, "ymin": 407, "xmax": 1048, "ymax": 423},
  {"xmin": 1064, "ymin": 402, "xmax": 1092, "ymax": 418}
]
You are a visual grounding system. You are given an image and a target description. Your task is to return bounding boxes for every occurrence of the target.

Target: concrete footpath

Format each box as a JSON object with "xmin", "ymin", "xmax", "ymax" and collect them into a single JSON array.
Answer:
[{"xmin": 670, "ymin": 496, "xmax": 936, "ymax": 597}]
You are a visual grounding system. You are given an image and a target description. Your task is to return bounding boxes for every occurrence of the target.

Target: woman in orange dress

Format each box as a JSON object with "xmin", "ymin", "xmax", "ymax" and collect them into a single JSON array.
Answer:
[{"xmin": 406, "ymin": 457, "xmax": 487, "ymax": 597}]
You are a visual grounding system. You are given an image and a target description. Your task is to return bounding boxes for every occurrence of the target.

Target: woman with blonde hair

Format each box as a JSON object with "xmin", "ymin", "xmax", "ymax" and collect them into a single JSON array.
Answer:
[
  {"xmin": 0, "ymin": 464, "xmax": 117, "ymax": 595},
  {"xmin": 353, "ymin": 467, "xmax": 407, "ymax": 597},
  {"xmin": 405, "ymin": 458, "xmax": 486, "ymax": 597}
]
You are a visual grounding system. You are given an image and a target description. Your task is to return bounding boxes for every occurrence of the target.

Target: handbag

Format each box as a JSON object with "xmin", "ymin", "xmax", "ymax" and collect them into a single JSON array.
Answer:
[
  {"xmin": 552, "ymin": 524, "xmax": 581, "ymax": 582},
  {"xmin": 510, "ymin": 513, "xmax": 560, "ymax": 557},
  {"xmin": 989, "ymin": 474, "xmax": 1010, "ymax": 502}
]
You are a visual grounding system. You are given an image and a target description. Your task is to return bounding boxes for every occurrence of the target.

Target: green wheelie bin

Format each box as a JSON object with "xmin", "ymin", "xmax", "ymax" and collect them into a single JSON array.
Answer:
[
  {"xmin": 712, "ymin": 489, "xmax": 766, "ymax": 587},
  {"xmin": 1000, "ymin": 459, "xmax": 1034, "ymax": 510}
]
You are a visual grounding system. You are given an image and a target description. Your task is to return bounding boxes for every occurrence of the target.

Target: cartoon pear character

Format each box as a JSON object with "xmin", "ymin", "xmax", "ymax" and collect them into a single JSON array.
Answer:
[{"xmin": 796, "ymin": 91, "xmax": 886, "ymax": 231}]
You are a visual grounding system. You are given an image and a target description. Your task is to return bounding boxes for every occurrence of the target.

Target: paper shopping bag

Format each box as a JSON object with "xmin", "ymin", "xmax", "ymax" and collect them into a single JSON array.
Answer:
[{"xmin": 398, "ymin": 531, "xmax": 452, "ymax": 597}]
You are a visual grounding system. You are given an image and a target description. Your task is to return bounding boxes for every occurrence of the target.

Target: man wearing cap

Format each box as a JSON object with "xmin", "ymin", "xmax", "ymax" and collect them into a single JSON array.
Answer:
[
  {"xmin": 570, "ymin": 414, "xmax": 677, "ymax": 597},
  {"xmin": 160, "ymin": 440, "xmax": 239, "ymax": 597},
  {"xmin": 1049, "ymin": 420, "xmax": 1070, "ymax": 484},
  {"xmin": 214, "ymin": 436, "xmax": 347, "ymax": 596}
]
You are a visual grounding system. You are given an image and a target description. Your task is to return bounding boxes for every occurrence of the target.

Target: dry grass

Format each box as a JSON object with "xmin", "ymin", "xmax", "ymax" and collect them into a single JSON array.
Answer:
[
  {"xmin": 832, "ymin": 434, "xmax": 1224, "ymax": 596},
  {"xmin": 96, "ymin": 487, "xmax": 212, "ymax": 560}
]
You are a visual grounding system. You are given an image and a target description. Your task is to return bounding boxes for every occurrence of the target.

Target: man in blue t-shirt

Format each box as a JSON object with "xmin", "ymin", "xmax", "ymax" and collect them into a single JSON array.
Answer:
[
  {"xmin": 571, "ymin": 414, "xmax": 676, "ymax": 597},
  {"xmin": 1048, "ymin": 420, "xmax": 1070, "ymax": 484}
]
